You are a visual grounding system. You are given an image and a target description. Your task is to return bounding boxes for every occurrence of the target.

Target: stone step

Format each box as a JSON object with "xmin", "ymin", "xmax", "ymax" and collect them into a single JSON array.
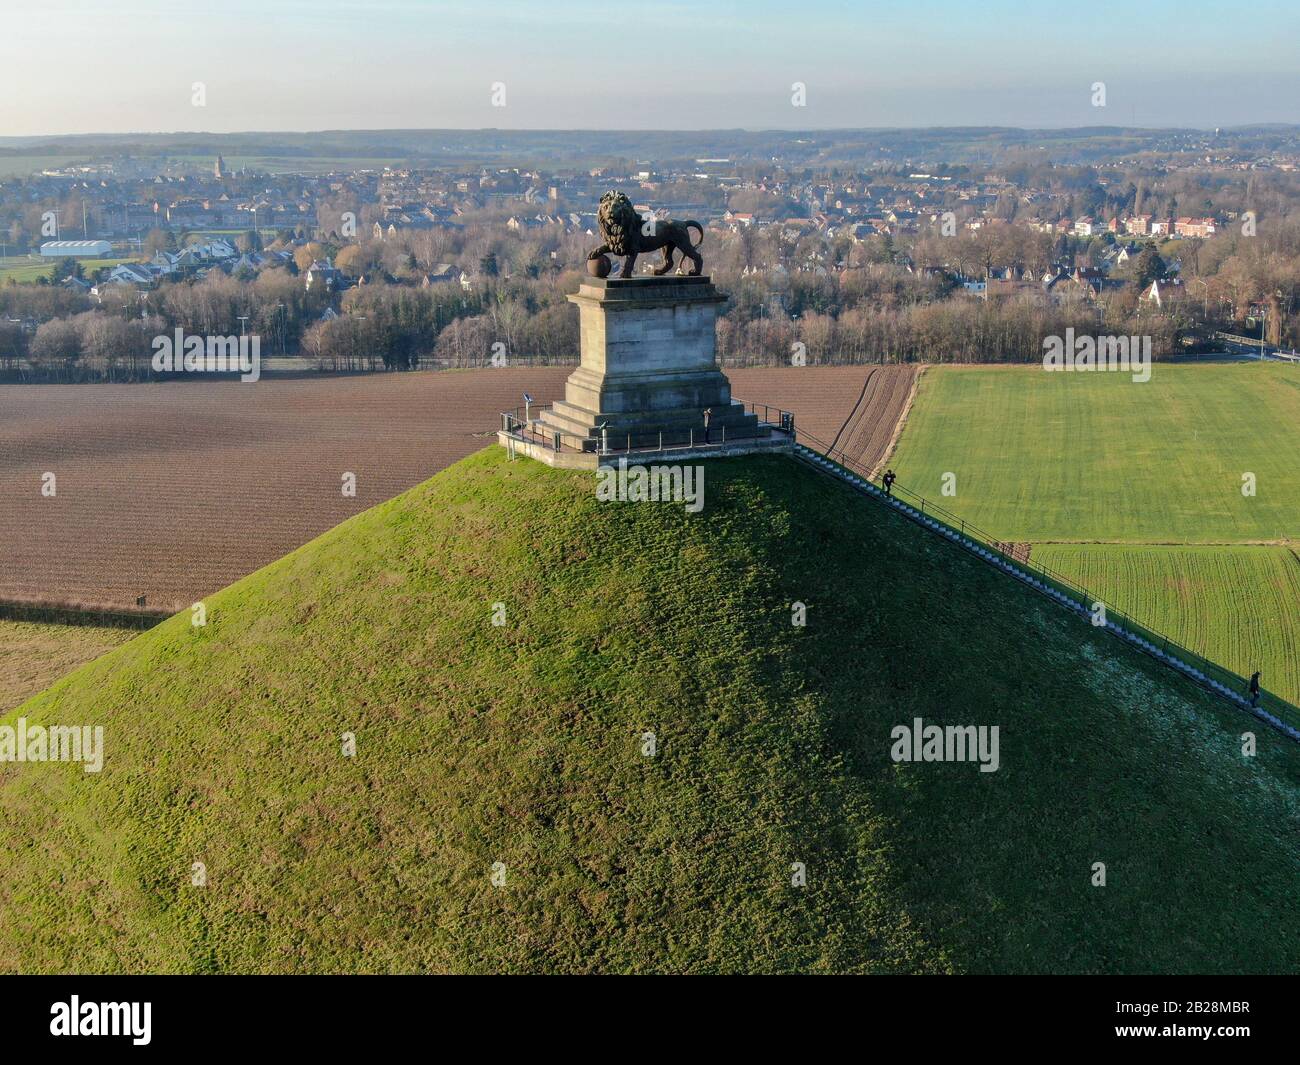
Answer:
[
  {"xmin": 547, "ymin": 398, "xmax": 758, "ymax": 429},
  {"xmin": 540, "ymin": 402, "xmax": 764, "ymax": 449},
  {"xmin": 541, "ymin": 415, "xmax": 766, "ymax": 445}
]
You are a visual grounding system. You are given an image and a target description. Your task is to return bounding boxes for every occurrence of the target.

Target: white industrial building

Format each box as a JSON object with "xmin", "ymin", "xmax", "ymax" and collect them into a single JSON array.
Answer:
[{"xmin": 40, "ymin": 240, "xmax": 112, "ymax": 258}]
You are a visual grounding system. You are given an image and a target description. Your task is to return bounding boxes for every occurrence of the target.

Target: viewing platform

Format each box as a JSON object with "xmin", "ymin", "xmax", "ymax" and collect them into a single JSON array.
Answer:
[
  {"xmin": 503, "ymin": 275, "xmax": 792, "ymax": 467},
  {"xmin": 498, "ymin": 400, "xmax": 796, "ymax": 470}
]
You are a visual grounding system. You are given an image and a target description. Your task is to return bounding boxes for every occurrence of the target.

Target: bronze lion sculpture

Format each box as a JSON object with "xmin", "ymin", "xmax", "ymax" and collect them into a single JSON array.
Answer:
[{"xmin": 589, "ymin": 191, "xmax": 705, "ymax": 277}]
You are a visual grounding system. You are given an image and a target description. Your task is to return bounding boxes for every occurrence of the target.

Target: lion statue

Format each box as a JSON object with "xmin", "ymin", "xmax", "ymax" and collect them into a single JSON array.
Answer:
[{"xmin": 589, "ymin": 191, "xmax": 705, "ymax": 277}]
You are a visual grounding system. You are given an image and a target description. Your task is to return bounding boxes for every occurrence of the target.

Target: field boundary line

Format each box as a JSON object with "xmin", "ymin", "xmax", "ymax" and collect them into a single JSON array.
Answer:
[
  {"xmin": 1029, "ymin": 539, "xmax": 1298, "ymax": 548},
  {"xmin": 0, "ymin": 598, "xmax": 168, "ymax": 631},
  {"xmin": 870, "ymin": 364, "xmax": 925, "ymax": 481}
]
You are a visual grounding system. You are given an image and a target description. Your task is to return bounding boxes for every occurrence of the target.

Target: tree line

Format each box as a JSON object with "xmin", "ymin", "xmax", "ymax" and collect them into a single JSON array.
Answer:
[{"xmin": 5, "ymin": 205, "xmax": 1299, "ymax": 381}]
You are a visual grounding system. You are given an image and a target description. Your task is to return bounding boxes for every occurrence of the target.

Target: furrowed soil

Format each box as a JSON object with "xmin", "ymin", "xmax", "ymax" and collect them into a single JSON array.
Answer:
[{"xmin": 0, "ymin": 365, "xmax": 911, "ymax": 610}]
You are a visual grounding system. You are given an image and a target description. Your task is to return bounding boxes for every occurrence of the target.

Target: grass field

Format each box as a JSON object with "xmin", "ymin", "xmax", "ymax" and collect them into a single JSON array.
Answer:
[
  {"xmin": 890, "ymin": 363, "xmax": 1300, "ymax": 543},
  {"xmin": 890, "ymin": 361, "xmax": 1300, "ymax": 708},
  {"xmin": 0, "ymin": 155, "xmax": 91, "ymax": 179},
  {"xmin": 0, "ymin": 619, "xmax": 133, "ymax": 713},
  {"xmin": 1034, "ymin": 545, "xmax": 1300, "ymax": 704},
  {"xmin": 0, "ymin": 255, "xmax": 140, "ymax": 284},
  {"xmin": 3, "ymin": 448, "xmax": 1297, "ymax": 973}
]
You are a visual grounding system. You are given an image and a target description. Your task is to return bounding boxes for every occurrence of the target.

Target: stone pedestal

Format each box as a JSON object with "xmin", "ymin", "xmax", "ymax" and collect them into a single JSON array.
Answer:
[{"xmin": 537, "ymin": 276, "xmax": 766, "ymax": 451}]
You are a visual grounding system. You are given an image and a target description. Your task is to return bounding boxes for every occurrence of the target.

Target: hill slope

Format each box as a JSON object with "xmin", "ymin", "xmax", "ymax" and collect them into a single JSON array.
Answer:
[{"xmin": 2, "ymin": 448, "xmax": 1298, "ymax": 974}]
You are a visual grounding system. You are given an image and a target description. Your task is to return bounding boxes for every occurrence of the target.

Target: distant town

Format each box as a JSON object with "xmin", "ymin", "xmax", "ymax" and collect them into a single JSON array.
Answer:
[{"xmin": 3, "ymin": 126, "xmax": 1299, "ymax": 380}]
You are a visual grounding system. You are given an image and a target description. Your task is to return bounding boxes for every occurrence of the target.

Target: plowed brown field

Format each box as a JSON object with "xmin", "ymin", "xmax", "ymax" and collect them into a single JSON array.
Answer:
[
  {"xmin": 0, "ymin": 364, "xmax": 915, "ymax": 609},
  {"xmin": 810, "ymin": 364, "xmax": 920, "ymax": 475}
]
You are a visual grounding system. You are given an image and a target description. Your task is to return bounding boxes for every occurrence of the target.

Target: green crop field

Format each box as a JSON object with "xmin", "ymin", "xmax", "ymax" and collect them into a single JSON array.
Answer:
[
  {"xmin": 888, "ymin": 362, "xmax": 1300, "ymax": 708},
  {"xmin": 889, "ymin": 363, "xmax": 1300, "ymax": 543},
  {"xmin": 0, "ymin": 154, "xmax": 91, "ymax": 179},
  {"xmin": 1033, "ymin": 545, "xmax": 1300, "ymax": 704},
  {"xmin": 0, "ymin": 255, "xmax": 141, "ymax": 284}
]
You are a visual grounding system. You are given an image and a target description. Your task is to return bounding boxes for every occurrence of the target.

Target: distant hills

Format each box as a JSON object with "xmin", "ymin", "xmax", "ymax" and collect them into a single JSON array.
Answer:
[{"xmin": 6, "ymin": 125, "xmax": 1300, "ymax": 170}]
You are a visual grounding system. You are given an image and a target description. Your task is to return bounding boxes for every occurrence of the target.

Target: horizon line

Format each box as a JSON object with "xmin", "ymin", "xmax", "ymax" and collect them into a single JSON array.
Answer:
[{"xmin": 3, "ymin": 122, "xmax": 1291, "ymax": 144}]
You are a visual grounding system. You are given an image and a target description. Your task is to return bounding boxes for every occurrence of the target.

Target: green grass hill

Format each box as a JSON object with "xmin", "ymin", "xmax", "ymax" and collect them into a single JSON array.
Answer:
[{"xmin": 2, "ymin": 448, "xmax": 1298, "ymax": 974}]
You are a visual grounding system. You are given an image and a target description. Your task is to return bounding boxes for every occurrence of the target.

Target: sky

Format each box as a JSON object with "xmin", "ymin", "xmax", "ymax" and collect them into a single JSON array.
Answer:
[{"xmin": 2, "ymin": 0, "xmax": 1298, "ymax": 136}]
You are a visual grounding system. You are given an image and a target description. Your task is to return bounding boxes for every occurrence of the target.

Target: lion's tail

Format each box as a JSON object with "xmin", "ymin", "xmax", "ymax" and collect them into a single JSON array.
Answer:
[{"xmin": 686, "ymin": 221, "xmax": 705, "ymax": 246}]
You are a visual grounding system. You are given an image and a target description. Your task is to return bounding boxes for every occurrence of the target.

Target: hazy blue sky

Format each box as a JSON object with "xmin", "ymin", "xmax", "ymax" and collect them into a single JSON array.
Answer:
[{"xmin": 3, "ymin": 0, "xmax": 1298, "ymax": 135}]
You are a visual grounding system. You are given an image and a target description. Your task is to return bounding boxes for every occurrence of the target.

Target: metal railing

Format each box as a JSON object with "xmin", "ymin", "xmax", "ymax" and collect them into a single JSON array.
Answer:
[
  {"xmin": 1212, "ymin": 331, "xmax": 1300, "ymax": 362},
  {"xmin": 793, "ymin": 425, "xmax": 1300, "ymax": 740},
  {"xmin": 736, "ymin": 400, "xmax": 797, "ymax": 437},
  {"xmin": 500, "ymin": 409, "xmax": 568, "ymax": 452}
]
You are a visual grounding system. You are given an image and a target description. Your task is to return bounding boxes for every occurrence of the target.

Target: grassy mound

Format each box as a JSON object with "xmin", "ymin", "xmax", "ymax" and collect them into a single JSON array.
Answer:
[{"xmin": 2, "ymin": 448, "xmax": 1298, "ymax": 974}]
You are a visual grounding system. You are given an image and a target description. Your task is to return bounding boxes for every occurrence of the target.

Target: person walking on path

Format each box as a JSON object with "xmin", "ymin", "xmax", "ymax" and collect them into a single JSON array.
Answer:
[
  {"xmin": 882, "ymin": 469, "xmax": 896, "ymax": 497},
  {"xmin": 1248, "ymin": 671, "xmax": 1261, "ymax": 708},
  {"xmin": 702, "ymin": 406, "xmax": 712, "ymax": 444}
]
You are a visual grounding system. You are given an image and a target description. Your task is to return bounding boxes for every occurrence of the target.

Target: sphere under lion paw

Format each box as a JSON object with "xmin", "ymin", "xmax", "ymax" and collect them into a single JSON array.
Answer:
[{"xmin": 587, "ymin": 253, "xmax": 612, "ymax": 278}]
